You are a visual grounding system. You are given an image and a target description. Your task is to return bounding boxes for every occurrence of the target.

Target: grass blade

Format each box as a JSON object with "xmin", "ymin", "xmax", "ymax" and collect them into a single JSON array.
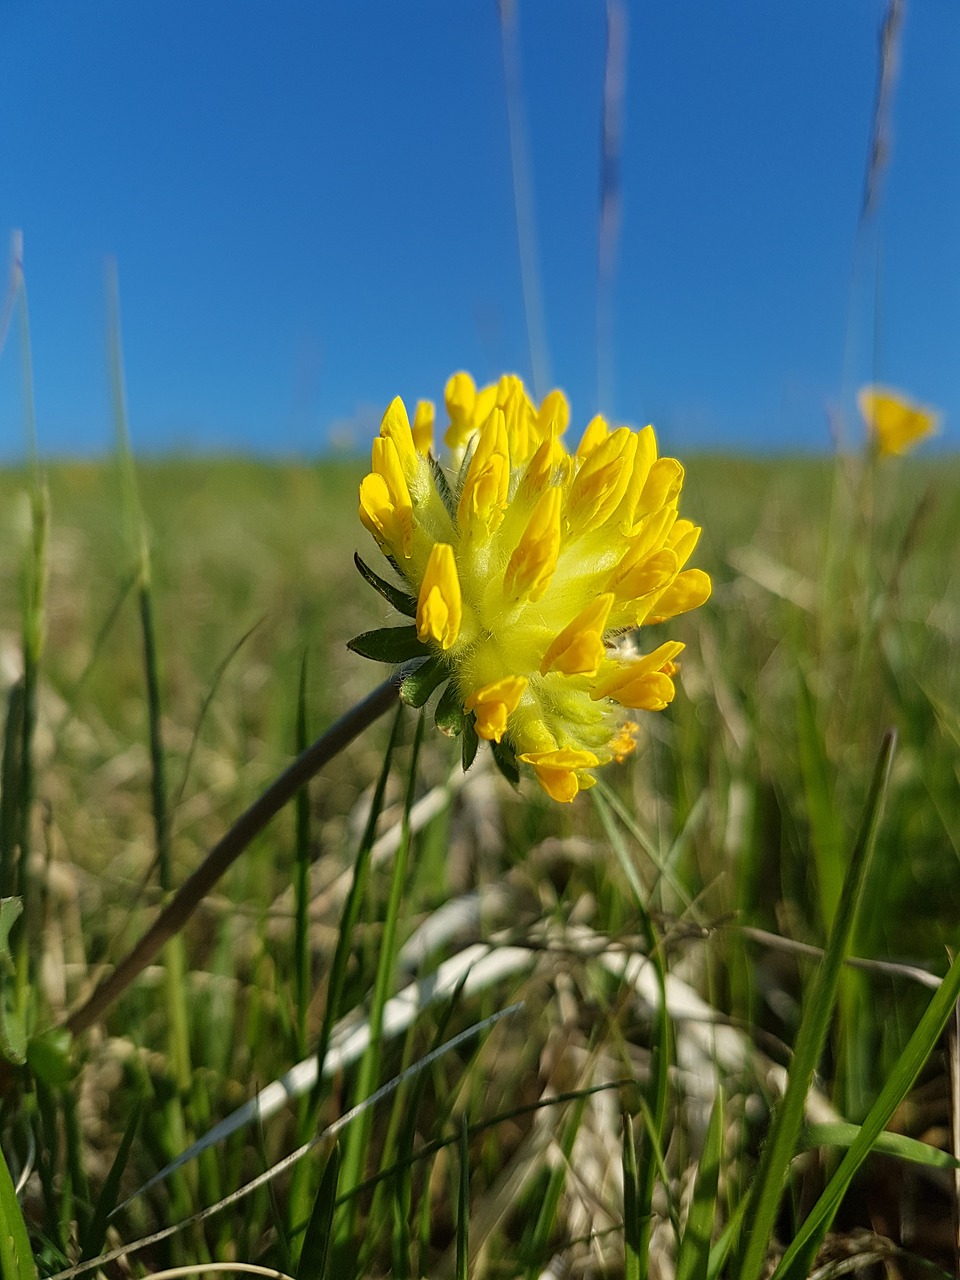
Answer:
[
  {"xmin": 79, "ymin": 1106, "xmax": 140, "ymax": 1262},
  {"xmin": 294, "ymin": 654, "xmax": 312, "ymax": 1059},
  {"xmin": 734, "ymin": 728, "xmax": 896, "ymax": 1280},
  {"xmin": 676, "ymin": 1091, "xmax": 723, "ymax": 1280},
  {"xmin": 296, "ymin": 1142, "xmax": 341, "ymax": 1280},
  {"xmin": 313, "ymin": 701, "xmax": 404, "ymax": 1094},
  {"xmin": 773, "ymin": 947, "xmax": 960, "ymax": 1280},
  {"xmin": 338, "ymin": 710, "xmax": 424, "ymax": 1240},
  {"xmin": 623, "ymin": 1112, "xmax": 641, "ymax": 1280},
  {"xmin": 456, "ymin": 1113, "xmax": 469, "ymax": 1280},
  {"xmin": 799, "ymin": 1121, "xmax": 960, "ymax": 1171},
  {"xmin": 0, "ymin": 1134, "xmax": 38, "ymax": 1280}
]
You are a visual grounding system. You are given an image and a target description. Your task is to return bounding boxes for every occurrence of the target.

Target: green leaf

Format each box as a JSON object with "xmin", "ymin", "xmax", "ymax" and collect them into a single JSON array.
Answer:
[
  {"xmin": 347, "ymin": 626, "xmax": 430, "ymax": 664},
  {"xmin": 399, "ymin": 658, "xmax": 448, "ymax": 709},
  {"xmin": 491, "ymin": 737, "xmax": 520, "ymax": 786},
  {"xmin": 676, "ymin": 1091, "xmax": 723, "ymax": 1280},
  {"xmin": 353, "ymin": 553, "xmax": 418, "ymax": 618},
  {"xmin": 297, "ymin": 1141, "xmax": 341, "ymax": 1280},
  {"xmin": 461, "ymin": 716, "xmax": 479, "ymax": 771},
  {"xmin": 799, "ymin": 1122, "xmax": 960, "ymax": 1170},
  {"xmin": 435, "ymin": 682, "xmax": 465, "ymax": 737},
  {"xmin": 0, "ymin": 1131, "xmax": 38, "ymax": 1280}
]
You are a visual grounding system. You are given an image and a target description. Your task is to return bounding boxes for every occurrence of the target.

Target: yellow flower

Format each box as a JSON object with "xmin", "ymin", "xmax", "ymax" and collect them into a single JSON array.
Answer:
[
  {"xmin": 354, "ymin": 372, "xmax": 712, "ymax": 803},
  {"xmin": 858, "ymin": 386, "xmax": 940, "ymax": 457}
]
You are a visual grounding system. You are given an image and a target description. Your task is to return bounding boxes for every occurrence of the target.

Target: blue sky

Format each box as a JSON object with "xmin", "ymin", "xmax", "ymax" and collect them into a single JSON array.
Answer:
[{"xmin": 0, "ymin": 1, "xmax": 958, "ymax": 458}]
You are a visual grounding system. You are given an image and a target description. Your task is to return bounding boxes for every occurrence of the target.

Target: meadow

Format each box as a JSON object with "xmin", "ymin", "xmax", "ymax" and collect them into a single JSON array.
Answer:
[{"xmin": 1, "ymin": 441, "xmax": 959, "ymax": 1279}]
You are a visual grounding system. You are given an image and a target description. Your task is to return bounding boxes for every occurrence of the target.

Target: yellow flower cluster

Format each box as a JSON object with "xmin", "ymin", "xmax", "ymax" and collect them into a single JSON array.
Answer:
[{"xmin": 356, "ymin": 372, "xmax": 711, "ymax": 803}]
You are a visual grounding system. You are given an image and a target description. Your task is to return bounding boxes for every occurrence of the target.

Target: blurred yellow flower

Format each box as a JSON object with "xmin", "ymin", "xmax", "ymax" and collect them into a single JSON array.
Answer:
[
  {"xmin": 858, "ymin": 385, "xmax": 940, "ymax": 457},
  {"xmin": 355, "ymin": 372, "xmax": 711, "ymax": 803}
]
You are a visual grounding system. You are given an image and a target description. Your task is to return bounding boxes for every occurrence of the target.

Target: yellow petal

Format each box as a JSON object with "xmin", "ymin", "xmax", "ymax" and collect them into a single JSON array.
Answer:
[
  {"xmin": 497, "ymin": 374, "xmax": 537, "ymax": 463},
  {"xmin": 858, "ymin": 386, "xmax": 939, "ymax": 456},
  {"xmin": 379, "ymin": 397, "xmax": 418, "ymax": 479},
  {"xmin": 465, "ymin": 675, "xmax": 528, "ymax": 742},
  {"xmin": 594, "ymin": 641, "xmax": 685, "ymax": 704},
  {"xmin": 648, "ymin": 569, "xmax": 712, "ymax": 622},
  {"xmin": 519, "ymin": 747, "xmax": 599, "ymax": 804},
  {"xmin": 457, "ymin": 408, "xmax": 511, "ymax": 537},
  {"xmin": 444, "ymin": 371, "xmax": 477, "ymax": 448},
  {"xmin": 537, "ymin": 389, "xmax": 570, "ymax": 443},
  {"xmin": 566, "ymin": 427, "xmax": 638, "ymax": 533},
  {"xmin": 416, "ymin": 543, "xmax": 462, "ymax": 649},
  {"xmin": 633, "ymin": 457, "xmax": 684, "ymax": 521},
  {"xmin": 412, "ymin": 400, "xmax": 435, "ymax": 455},
  {"xmin": 606, "ymin": 546, "xmax": 678, "ymax": 601},
  {"xmin": 359, "ymin": 437, "xmax": 413, "ymax": 556},
  {"xmin": 519, "ymin": 430, "xmax": 567, "ymax": 498},
  {"xmin": 540, "ymin": 594, "xmax": 614, "ymax": 676},
  {"xmin": 667, "ymin": 519, "xmax": 701, "ymax": 567},
  {"xmin": 617, "ymin": 425, "xmax": 659, "ymax": 530},
  {"xmin": 576, "ymin": 414, "xmax": 610, "ymax": 459},
  {"xmin": 503, "ymin": 486, "xmax": 563, "ymax": 602}
]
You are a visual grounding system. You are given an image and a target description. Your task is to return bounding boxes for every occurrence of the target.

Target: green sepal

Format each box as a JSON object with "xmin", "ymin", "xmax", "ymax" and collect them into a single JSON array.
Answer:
[
  {"xmin": 353, "ymin": 552, "xmax": 418, "ymax": 618},
  {"xmin": 461, "ymin": 716, "xmax": 479, "ymax": 771},
  {"xmin": 435, "ymin": 682, "xmax": 466, "ymax": 737},
  {"xmin": 400, "ymin": 658, "xmax": 449, "ymax": 708},
  {"xmin": 347, "ymin": 626, "xmax": 430, "ymax": 664},
  {"xmin": 491, "ymin": 737, "xmax": 520, "ymax": 786},
  {"xmin": 429, "ymin": 455, "xmax": 458, "ymax": 522}
]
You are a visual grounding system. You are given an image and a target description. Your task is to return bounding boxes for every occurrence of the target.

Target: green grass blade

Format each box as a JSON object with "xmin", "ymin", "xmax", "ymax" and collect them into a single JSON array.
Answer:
[
  {"xmin": 773, "ymin": 947, "xmax": 960, "ymax": 1280},
  {"xmin": 0, "ymin": 1133, "xmax": 38, "ymax": 1280},
  {"xmin": 622, "ymin": 1113, "xmax": 641, "ymax": 1280},
  {"xmin": 313, "ymin": 701, "xmax": 404, "ymax": 1096},
  {"xmin": 338, "ymin": 711, "xmax": 423, "ymax": 1237},
  {"xmin": 734, "ymin": 728, "xmax": 896, "ymax": 1280},
  {"xmin": 676, "ymin": 1091, "xmax": 723, "ymax": 1280},
  {"xmin": 79, "ymin": 1107, "xmax": 140, "ymax": 1262},
  {"xmin": 294, "ymin": 653, "xmax": 312, "ymax": 1058},
  {"xmin": 522, "ymin": 1091, "xmax": 587, "ymax": 1278},
  {"xmin": 592, "ymin": 786, "xmax": 671, "ymax": 1275},
  {"xmin": 456, "ymin": 1113, "xmax": 469, "ymax": 1280},
  {"xmin": 0, "ymin": 683, "xmax": 25, "ymax": 900},
  {"xmin": 296, "ymin": 1142, "xmax": 341, "ymax": 1280},
  {"xmin": 799, "ymin": 1122, "xmax": 960, "ymax": 1170},
  {"xmin": 795, "ymin": 670, "xmax": 844, "ymax": 930}
]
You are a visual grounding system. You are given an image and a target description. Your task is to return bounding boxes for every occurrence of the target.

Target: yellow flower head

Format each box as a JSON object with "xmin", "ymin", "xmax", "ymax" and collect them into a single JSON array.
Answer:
[
  {"xmin": 353, "ymin": 373, "xmax": 712, "ymax": 803},
  {"xmin": 858, "ymin": 385, "xmax": 940, "ymax": 457}
]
